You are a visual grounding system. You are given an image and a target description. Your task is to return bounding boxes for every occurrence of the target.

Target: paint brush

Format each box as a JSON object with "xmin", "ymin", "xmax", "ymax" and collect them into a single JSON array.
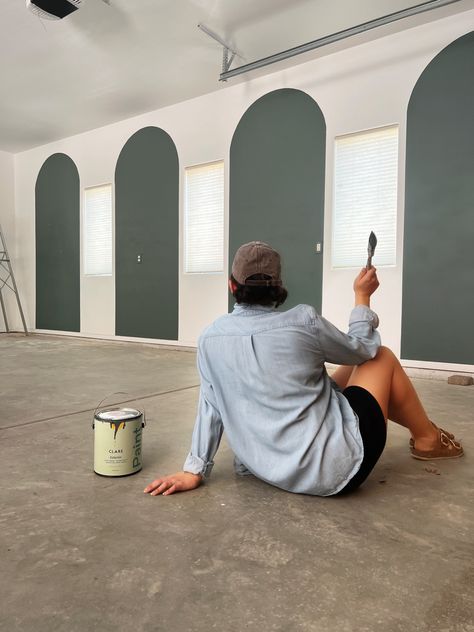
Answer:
[{"xmin": 366, "ymin": 231, "xmax": 377, "ymax": 269}]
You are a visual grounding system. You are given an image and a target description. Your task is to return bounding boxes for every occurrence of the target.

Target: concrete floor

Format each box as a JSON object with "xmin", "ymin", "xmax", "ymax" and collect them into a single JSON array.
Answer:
[{"xmin": 1, "ymin": 333, "xmax": 473, "ymax": 632}]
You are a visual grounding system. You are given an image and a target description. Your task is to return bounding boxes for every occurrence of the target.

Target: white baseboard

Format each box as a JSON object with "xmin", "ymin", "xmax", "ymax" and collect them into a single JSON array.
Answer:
[{"xmin": 32, "ymin": 329, "xmax": 197, "ymax": 352}]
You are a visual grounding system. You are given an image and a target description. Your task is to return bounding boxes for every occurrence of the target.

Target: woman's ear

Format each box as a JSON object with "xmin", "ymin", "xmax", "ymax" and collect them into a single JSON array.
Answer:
[{"xmin": 228, "ymin": 278, "xmax": 238, "ymax": 293}]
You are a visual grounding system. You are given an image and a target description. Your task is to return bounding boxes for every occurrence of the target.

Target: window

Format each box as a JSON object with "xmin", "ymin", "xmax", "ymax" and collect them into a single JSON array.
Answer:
[
  {"xmin": 184, "ymin": 161, "xmax": 224, "ymax": 274},
  {"xmin": 332, "ymin": 125, "xmax": 398, "ymax": 268},
  {"xmin": 84, "ymin": 184, "xmax": 113, "ymax": 276}
]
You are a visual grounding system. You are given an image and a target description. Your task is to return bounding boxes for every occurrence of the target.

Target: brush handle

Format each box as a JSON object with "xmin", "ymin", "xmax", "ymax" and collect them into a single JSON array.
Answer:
[{"xmin": 366, "ymin": 254, "xmax": 373, "ymax": 270}]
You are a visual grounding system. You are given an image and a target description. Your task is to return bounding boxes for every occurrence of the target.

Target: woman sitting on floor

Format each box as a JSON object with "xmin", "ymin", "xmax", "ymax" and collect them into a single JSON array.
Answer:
[{"xmin": 145, "ymin": 241, "xmax": 463, "ymax": 498}]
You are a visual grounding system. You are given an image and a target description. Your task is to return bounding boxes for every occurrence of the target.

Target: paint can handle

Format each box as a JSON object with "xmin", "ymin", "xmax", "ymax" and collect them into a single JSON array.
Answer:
[
  {"xmin": 92, "ymin": 391, "xmax": 127, "ymax": 428},
  {"xmin": 92, "ymin": 391, "xmax": 146, "ymax": 428}
]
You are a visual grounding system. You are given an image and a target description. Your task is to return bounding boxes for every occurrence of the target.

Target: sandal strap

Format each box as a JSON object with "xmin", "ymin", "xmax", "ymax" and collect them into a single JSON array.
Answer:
[
  {"xmin": 439, "ymin": 429, "xmax": 462, "ymax": 450},
  {"xmin": 438, "ymin": 427, "xmax": 455, "ymax": 441}
]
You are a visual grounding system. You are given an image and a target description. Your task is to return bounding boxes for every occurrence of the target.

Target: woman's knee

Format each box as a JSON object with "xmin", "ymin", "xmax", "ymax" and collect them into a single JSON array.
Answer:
[{"xmin": 374, "ymin": 345, "xmax": 397, "ymax": 364}]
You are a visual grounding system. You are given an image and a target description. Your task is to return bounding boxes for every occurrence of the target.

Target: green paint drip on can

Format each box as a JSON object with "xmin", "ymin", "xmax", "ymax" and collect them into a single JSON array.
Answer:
[{"xmin": 93, "ymin": 408, "xmax": 144, "ymax": 477}]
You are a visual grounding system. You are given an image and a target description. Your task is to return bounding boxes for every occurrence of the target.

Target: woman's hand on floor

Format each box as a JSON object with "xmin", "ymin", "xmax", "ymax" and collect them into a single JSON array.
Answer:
[{"xmin": 144, "ymin": 471, "xmax": 202, "ymax": 496}]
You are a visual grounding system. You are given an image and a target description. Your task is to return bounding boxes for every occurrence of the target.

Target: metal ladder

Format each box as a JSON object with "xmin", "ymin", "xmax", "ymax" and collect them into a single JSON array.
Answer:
[{"xmin": 0, "ymin": 224, "xmax": 28, "ymax": 335}]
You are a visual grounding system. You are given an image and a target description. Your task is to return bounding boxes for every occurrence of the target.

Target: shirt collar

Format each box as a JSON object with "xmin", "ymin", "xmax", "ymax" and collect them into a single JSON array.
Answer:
[{"xmin": 232, "ymin": 303, "xmax": 277, "ymax": 315}]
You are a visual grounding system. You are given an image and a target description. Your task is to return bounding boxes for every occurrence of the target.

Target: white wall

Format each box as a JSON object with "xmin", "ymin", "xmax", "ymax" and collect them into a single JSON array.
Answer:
[
  {"xmin": 12, "ymin": 10, "xmax": 474, "ymax": 368},
  {"xmin": 0, "ymin": 151, "xmax": 15, "ymax": 248},
  {"xmin": 0, "ymin": 150, "xmax": 16, "ymax": 333}
]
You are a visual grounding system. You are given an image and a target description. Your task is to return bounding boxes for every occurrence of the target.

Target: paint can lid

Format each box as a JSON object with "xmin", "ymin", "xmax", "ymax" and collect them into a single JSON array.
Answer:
[{"xmin": 95, "ymin": 407, "xmax": 141, "ymax": 421}]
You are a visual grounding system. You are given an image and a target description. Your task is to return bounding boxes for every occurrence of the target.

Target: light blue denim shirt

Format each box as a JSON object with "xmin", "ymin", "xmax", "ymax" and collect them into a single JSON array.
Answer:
[{"xmin": 183, "ymin": 303, "xmax": 381, "ymax": 496}]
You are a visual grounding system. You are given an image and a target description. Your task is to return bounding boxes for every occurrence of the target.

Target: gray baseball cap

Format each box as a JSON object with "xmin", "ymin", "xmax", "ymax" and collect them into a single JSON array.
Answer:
[{"xmin": 231, "ymin": 241, "xmax": 282, "ymax": 286}]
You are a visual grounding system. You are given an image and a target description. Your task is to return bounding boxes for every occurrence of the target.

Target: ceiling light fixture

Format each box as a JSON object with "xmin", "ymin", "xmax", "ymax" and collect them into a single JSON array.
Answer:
[
  {"xmin": 26, "ymin": 0, "xmax": 82, "ymax": 20},
  {"xmin": 26, "ymin": 0, "xmax": 110, "ymax": 21}
]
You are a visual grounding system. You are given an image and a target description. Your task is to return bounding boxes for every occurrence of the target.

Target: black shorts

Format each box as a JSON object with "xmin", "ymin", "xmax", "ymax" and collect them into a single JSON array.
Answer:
[{"xmin": 335, "ymin": 385, "xmax": 387, "ymax": 495}]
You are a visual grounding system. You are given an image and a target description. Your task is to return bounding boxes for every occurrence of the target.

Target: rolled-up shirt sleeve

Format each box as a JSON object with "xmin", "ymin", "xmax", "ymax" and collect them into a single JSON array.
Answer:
[
  {"xmin": 316, "ymin": 305, "xmax": 381, "ymax": 365},
  {"xmin": 183, "ymin": 346, "xmax": 223, "ymax": 479}
]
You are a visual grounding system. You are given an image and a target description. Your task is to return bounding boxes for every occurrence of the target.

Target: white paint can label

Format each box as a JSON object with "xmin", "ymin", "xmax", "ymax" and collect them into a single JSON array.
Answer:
[{"xmin": 93, "ymin": 408, "xmax": 143, "ymax": 477}]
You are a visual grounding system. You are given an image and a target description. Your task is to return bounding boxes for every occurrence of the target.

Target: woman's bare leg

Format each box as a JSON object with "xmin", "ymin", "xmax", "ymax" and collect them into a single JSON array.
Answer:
[
  {"xmin": 345, "ymin": 347, "xmax": 439, "ymax": 451},
  {"xmin": 331, "ymin": 365, "xmax": 355, "ymax": 390}
]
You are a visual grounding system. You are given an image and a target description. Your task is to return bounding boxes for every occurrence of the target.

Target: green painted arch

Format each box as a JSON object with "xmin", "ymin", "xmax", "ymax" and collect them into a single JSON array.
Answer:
[
  {"xmin": 115, "ymin": 126, "xmax": 179, "ymax": 340},
  {"xmin": 229, "ymin": 88, "xmax": 326, "ymax": 312},
  {"xmin": 35, "ymin": 153, "xmax": 80, "ymax": 332},
  {"xmin": 402, "ymin": 31, "xmax": 474, "ymax": 364}
]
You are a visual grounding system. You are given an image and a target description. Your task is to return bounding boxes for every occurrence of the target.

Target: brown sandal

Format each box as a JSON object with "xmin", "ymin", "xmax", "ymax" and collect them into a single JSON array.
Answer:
[
  {"xmin": 409, "ymin": 425, "xmax": 455, "ymax": 449},
  {"xmin": 410, "ymin": 426, "xmax": 464, "ymax": 460}
]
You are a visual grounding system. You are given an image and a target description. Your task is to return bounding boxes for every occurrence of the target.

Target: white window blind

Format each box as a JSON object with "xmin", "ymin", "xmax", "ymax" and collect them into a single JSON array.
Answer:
[
  {"xmin": 185, "ymin": 161, "xmax": 224, "ymax": 274},
  {"xmin": 333, "ymin": 125, "xmax": 398, "ymax": 268},
  {"xmin": 84, "ymin": 184, "xmax": 113, "ymax": 276}
]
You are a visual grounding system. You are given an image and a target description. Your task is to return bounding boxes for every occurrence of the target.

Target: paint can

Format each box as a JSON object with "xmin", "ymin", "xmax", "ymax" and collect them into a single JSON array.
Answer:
[{"xmin": 93, "ymin": 407, "xmax": 145, "ymax": 477}]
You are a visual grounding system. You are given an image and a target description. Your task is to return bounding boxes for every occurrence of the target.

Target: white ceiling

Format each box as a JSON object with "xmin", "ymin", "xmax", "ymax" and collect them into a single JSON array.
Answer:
[{"xmin": 0, "ymin": 0, "xmax": 472, "ymax": 153}]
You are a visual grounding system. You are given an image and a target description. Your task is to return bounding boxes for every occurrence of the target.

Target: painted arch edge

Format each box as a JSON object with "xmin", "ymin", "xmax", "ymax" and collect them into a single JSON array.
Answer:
[
  {"xmin": 35, "ymin": 152, "xmax": 81, "ymax": 332},
  {"xmin": 35, "ymin": 152, "xmax": 80, "ymax": 185},
  {"xmin": 230, "ymin": 87, "xmax": 327, "ymax": 152},
  {"xmin": 228, "ymin": 87, "xmax": 327, "ymax": 312},
  {"xmin": 115, "ymin": 125, "xmax": 179, "ymax": 167},
  {"xmin": 402, "ymin": 30, "xmax": 474, "ymax": 364},
  {"xmin": 406, "ymin": 30, "xmax": 474, "ymax": 113},
  {"xmin": 114, "ymin": 125, "xmax": 180, "ymax": 341}
]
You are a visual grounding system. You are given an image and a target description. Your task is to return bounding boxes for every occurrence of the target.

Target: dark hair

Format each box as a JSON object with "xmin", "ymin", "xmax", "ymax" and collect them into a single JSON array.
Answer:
[{"xmin": 230, "ymin": 274, "xmax": 288, "ymax": 307}]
